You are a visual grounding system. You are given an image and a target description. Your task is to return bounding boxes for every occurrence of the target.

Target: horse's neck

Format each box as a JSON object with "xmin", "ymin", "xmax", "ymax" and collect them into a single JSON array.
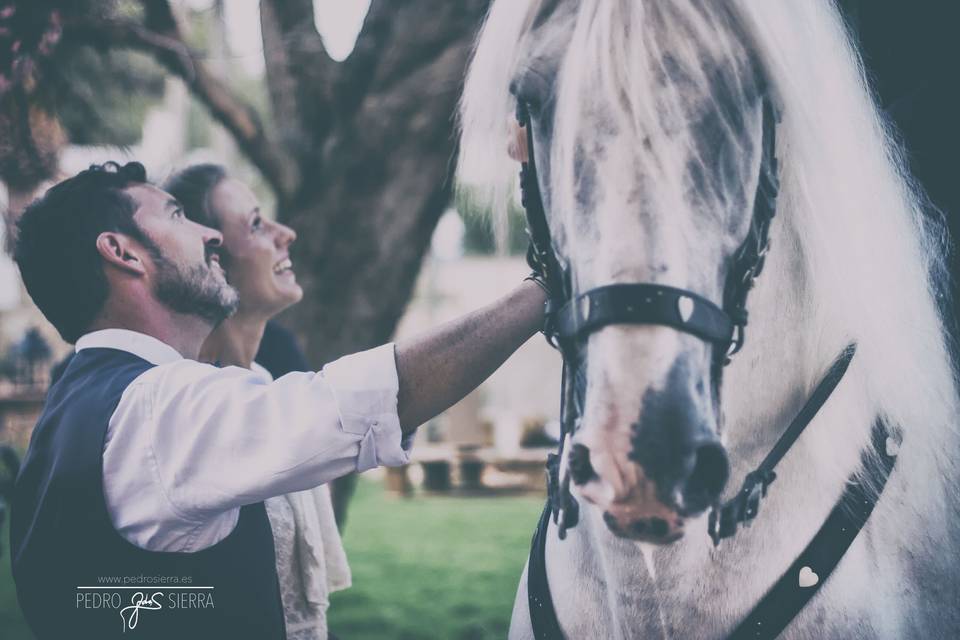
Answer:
[
  {"xmin": 718, "ymin": 219, "xmax": 877, "ymax": 508},
  {"xmin": 550, "ymin": 223, "xmax": 886, "ymax": 637}
]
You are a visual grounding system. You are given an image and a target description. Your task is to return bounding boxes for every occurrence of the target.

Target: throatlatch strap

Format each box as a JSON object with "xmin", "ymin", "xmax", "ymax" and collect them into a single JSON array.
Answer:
[
  {"xmin": 709, "ymin": 344, "xmax": 858, "ymax": 544},
  {"xmin": 726, "ymin": 418, "xmax": 898, "ymax": 639},
  {"xmin": 528, "ymin": 503, "xmax": 565, "ymax": 640},
  {"xmin": 552, "ymin": 283, "xmax": 735, "ymax": 345}
]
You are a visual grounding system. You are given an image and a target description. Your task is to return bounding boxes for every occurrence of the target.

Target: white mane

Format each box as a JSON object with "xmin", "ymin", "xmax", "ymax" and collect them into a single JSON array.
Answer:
[{"xmin": 458, "ymin": 0, "xmax": 959, "ymax": 497}]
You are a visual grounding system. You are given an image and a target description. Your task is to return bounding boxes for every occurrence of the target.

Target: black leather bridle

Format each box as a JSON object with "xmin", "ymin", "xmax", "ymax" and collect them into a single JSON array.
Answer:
[
  {"xmin": 518, "ymin": 95, "xmax": 782, "ymax": 541},
  {"xmin": 523, "ymin": 99, "xmax": 779, "ymax": 362},
  {"xmin": 517, "ymin": 94, "xmax": 899, "ymax": 639}
]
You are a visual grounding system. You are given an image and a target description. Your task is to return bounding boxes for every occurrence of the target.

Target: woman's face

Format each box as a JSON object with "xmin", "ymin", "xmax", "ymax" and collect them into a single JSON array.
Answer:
[{"xmin": 208, "ymin": 178, "xmax": 302, "ymax": 317}]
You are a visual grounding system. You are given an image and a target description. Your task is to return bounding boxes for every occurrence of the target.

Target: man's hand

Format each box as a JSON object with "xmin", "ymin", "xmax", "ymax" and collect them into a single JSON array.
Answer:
[
  {"xmin": 507, "ymin": 118, "xmax": 529, "ymax": 163},
  {"xmin": 392, "ymin": 121, "xmax": 548, "ymax": 432},
  {"xmin": 394, "ymin": 280, "xmax": 548, "ymax": 433},
  {"xmin": 524, "ymin": 245, "xmax": 552, "ymax": 298}
]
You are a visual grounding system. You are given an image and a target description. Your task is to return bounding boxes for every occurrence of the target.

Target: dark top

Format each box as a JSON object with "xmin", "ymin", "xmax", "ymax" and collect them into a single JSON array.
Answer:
[{"xmin": 256, "ymin": 320, "xmax": 312, "ymax": 377}]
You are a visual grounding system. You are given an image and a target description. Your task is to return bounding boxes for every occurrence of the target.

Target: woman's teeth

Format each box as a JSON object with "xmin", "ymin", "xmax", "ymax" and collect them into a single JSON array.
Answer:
[{"xmin": 273, "ymin": 258, "xmax": 293, "ymax": 274}]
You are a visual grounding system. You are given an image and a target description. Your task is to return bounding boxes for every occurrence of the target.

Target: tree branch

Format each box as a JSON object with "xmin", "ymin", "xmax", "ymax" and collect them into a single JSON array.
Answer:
[
  {"xmin": 141, "ymin": 0, "xmax": 180, "ymax": 34},
  {"xmin": 62, "ymin": 15, "xmax": 300, "ymax": 203},
  {"xmin": 330, "ymin": 0, "xmax": 397, "ymax": 117},
  {"xmin": 332, "ymin": 1, "xmax": 490, "ymax": 120},
  {"xmin": 67, "ymin": 19, "xmax": 195, "ymax": 78},
  {"xmin": 258, "ymin": 1, "xmax": 299, "ymax": 138},
  {"xmin": 259, "ymin": 0, "xmax": 335, "ymax": 165}
]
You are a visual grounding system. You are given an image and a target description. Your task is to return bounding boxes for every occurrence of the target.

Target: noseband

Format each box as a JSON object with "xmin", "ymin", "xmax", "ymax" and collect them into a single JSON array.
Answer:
[{"xmin": 517, "ymin": 96, "xmax": 781, "ymax": 540}]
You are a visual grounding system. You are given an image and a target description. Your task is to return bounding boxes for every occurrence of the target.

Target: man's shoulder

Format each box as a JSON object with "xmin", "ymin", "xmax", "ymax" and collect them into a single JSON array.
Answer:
[
  {"xmin": 50, "ymin": 348, "xmax": 156, "ymax": 398},
  {"xmin": 130, "ymin": 358, "xmax": 274, "ymax": 402}
]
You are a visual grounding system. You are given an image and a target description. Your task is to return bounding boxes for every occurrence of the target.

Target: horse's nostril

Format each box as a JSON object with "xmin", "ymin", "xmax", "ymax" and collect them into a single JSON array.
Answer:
[
  {"xmin": 648, "ymin": 517, "xmax": 669, "ymax": 537},
  {"xmin": 568, "ymin": 443, "xmax": 597, "ymax": 485},
  {"xmin": 602, "ymin": 511, "xmax": 619, "ymax": 532},
  {"xmin": 681, "ymin": 442, "xmax": 729, "ymax": 513}
]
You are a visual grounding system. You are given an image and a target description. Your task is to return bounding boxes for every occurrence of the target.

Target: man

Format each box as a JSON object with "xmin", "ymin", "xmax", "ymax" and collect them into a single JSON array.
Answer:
[{"xmin": 10, "ymin": 161, "xmax": 547, "ymax": 639}]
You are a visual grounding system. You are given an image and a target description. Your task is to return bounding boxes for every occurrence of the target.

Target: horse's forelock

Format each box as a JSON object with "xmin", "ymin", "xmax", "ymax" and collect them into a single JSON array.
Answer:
[
  {"xmin": 458, "ymin": 0, "xmax": 544, "ymax": 243},
  {"xmin": 550, "ymin": 1, "xmax": 761, "ymax": 234},
  {"xmin": 459, "ymin": 0, "xmax": 761, "ymax": 247}
]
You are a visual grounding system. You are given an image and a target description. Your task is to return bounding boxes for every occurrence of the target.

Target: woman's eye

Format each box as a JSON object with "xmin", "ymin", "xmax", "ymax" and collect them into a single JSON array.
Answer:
[{"xmin": 252, "ymin": 217, "xmax": 262, "ymax": 230}]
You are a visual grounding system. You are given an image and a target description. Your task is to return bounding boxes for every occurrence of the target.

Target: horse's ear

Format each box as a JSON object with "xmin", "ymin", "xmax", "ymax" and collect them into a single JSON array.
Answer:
[{"xmin": 532, "ymin": 0, "xmax": 565, "ymax": 29}]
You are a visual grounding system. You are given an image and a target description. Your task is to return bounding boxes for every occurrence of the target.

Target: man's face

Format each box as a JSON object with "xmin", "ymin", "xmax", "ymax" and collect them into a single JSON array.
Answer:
[{"xmin": 125, "ymin": 184, "xmax": 239, "ymax": 324}]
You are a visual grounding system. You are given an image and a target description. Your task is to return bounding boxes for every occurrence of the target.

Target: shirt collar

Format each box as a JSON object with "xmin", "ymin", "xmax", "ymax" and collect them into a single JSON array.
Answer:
[
  {"xmin": 75, "ymin": 329, "xmax": 184, "ymax": 365},
  {"xmin": 250, "ymin": 361, "xmax": 273, "ymax": 382}
]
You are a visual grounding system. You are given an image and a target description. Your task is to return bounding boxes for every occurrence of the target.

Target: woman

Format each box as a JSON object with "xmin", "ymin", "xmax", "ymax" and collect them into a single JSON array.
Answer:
[{"xmin": 164, "ymin": 164, "xmax": 349, "ymax": 640}]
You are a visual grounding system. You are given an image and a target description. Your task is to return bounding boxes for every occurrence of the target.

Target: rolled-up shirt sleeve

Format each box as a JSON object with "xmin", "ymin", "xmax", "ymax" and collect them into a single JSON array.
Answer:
[
  {"xmin": 124, "ymin": 343, "xmax": 409, "ymax": 521},
  {"xmin": 321, "ymin": 343, "xmax": 410, "ymax": 471}
]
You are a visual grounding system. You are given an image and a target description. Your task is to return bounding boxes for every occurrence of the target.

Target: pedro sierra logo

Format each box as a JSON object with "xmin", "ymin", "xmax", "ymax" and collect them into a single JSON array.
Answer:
[{"xmin": 77, "ymin": 582, "xmax": 215, "ymax": 632}]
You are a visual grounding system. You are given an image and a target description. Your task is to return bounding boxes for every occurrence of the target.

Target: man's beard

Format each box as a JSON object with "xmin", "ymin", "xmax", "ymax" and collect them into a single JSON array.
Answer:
[{"xmin": 151, "ymin": 246, "xmax": 239, "ymax": 325}]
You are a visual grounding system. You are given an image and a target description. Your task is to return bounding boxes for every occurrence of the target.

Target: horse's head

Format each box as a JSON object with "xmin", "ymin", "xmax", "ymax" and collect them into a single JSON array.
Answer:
[{"xmin": 464, "ymin": 0, "xmax": 774, "ymax": 543}]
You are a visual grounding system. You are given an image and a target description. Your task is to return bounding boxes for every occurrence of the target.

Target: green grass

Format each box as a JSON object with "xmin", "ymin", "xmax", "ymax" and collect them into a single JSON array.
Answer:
[
  {"xmin": 0, "ymin": 480, "xmax": 545, "ymax": 639},
  {"xmin": 329, "ymin": 481, "xmax": 544, "ymax": 640}
]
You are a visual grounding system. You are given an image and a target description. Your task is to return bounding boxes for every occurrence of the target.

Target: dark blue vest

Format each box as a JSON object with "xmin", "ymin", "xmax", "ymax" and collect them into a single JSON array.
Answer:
[{"xmin": 11, "ymin": 348, "xmax": 286, "ymax": 639}]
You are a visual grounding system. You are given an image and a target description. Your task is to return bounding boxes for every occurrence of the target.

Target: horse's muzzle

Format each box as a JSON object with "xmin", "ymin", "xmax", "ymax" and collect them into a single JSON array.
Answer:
[{"xmin": 630, "ymin": 418, "xmax": 730, "ymax": 516}]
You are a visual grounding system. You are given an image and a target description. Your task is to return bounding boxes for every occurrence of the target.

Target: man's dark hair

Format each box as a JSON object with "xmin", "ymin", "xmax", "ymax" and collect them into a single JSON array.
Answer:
[
  {"xmin": 14, "ymin": 162, "xmax": 151, "ymax": 343},
  {"xmin": 163, "ymin": 164, "xmax": 228, "ymax": 230}
]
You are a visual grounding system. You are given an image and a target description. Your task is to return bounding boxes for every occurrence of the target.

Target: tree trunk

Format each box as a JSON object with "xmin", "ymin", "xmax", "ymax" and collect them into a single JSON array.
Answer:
[
  {"xmin": 261, "ymin": 0, "xmax": 489, "ymax": 527},
  {"xmin": 262, "ymin": 0, "xmax": 489, "ymax": 364}
]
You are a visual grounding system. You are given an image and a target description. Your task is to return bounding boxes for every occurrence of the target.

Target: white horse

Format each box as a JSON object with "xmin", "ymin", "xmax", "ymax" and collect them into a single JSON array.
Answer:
[{"xmin": 459, "ymin": 1, "xmax": 960, "ymax": 638}]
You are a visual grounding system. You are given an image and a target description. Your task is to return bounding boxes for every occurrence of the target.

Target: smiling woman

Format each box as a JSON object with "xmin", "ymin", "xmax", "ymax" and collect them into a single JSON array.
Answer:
[
  {"xmin": 164, "ymin": 165, "xmax": 301, "ymax": 328},
  {"xmin": 164, "ymin": 164, "xmax": 347, "ymax": 640}
]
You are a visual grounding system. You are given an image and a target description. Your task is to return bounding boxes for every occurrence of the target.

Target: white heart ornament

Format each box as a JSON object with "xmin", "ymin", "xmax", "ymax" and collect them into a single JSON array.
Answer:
[
  {"xmin": 798, "ymin": 566, "xmax": 819, "ymax": 588},
  {"xmin": 885, "ymin": 437, "xmax": 900, "ymax": 457},
  {"xmin": 677, "ymin": 296, "xmax": 694, "ymax": 323},
  {"xmin": 579, "ymin": 297, "xmax": 591, "ymax": 322}
]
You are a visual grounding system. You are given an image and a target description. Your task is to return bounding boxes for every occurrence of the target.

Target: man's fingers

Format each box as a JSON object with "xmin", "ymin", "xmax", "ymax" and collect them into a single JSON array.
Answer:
[{"xmin": 507, "ymin": 118, "xmax": 529, "ymax": 163}]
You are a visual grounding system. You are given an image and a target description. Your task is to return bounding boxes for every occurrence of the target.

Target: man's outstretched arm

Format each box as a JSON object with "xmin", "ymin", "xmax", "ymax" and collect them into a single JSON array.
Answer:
[{"xmin": 395, "ymin": 279, "xmax": 548, "ymax": 433}]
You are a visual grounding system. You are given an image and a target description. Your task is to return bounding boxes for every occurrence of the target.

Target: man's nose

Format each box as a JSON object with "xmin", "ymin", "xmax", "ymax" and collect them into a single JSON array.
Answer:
[
  {"xmin": 199, "ymin": 224, "xmax": 224, "ymax": 248},
  {"xmin": 506, "ymin": 117, "xmax": 529, "ymax": 162}
]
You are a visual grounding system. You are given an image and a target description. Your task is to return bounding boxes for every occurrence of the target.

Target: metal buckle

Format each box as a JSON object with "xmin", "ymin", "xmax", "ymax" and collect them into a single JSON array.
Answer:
[
  {"xmin": 726, "ymin": 324, "xmax": 745, "ymax": 359},
  {"xmin": 708, "ymin": 469, "xmax": 776, "ymax": 546}
]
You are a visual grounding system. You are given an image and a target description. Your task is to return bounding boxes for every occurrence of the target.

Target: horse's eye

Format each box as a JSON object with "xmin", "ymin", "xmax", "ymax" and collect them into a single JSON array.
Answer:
[{"xmin": 511, "ymin": 66, "xmax": 553, "ymax": 115}]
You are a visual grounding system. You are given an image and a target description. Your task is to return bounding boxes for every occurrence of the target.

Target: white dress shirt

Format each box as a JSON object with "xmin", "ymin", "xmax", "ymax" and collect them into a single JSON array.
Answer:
[{"xmin": 76, "ymin": 329, "xmax": 411, "ymax": 553}]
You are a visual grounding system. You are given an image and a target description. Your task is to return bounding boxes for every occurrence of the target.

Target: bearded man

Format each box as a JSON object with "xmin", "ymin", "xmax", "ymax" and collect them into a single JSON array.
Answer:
[{"xmin": 10, "ymin": 162, "xmax": 546, "ymax": 639}]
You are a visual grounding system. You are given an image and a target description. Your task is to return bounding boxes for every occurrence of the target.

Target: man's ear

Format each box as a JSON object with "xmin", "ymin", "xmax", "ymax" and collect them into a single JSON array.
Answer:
[{"xmin": 95, "ymin": 232, "xmax": 148, "ymax": 276}]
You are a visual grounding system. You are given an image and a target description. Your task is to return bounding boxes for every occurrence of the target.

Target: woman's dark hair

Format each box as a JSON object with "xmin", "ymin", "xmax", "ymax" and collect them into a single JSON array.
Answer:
[
  {"xmin": 162, "ymin": 164, "xmax": 228, "ymax": 230},
  {"xmin": 14, "ymin": 161, "xmax": 151, "ymax": 343}
]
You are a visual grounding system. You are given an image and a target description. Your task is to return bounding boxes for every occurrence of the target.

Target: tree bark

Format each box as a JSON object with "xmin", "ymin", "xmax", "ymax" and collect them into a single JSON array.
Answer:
[
  {"xmin": 261, "ymin": 0, "xmax": 490, "ymax": 528},
  {"xmin": 266, "ymin": 0, "xmax": 490, "ymax": 366}
]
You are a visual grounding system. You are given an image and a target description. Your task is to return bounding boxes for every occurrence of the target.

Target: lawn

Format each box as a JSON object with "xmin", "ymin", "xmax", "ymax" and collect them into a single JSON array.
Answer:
[{"xmin": 0, "ymin": 479, "xmax": 546, "ymax": 639}]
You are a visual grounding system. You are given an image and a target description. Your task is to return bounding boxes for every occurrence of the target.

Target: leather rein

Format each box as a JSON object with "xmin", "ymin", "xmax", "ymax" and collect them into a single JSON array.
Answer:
[{"xmin": 517, "ymin": 98, "xmax": 898, "ymax": 639}]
